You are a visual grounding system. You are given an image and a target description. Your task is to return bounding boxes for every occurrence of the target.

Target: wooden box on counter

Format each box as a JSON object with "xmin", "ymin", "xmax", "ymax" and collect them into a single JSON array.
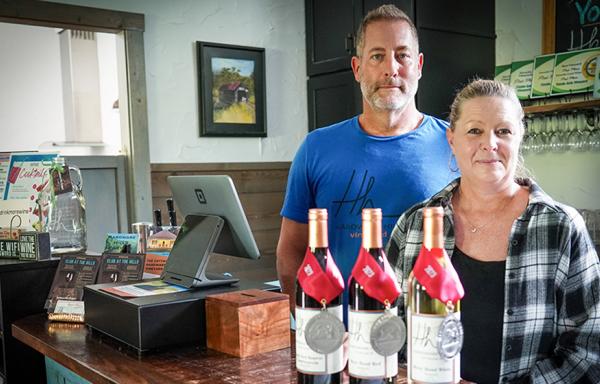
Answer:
[{"xmin": 206, "ymin": 289, "xmax": 290, "ymax": 357}]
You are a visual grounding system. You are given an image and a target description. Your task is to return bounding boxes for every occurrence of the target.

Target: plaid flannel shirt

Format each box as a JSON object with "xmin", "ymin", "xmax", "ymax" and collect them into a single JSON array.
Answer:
[{"xmin": 386, "ymin": 178, "xmax": 600, "ymax": 383}]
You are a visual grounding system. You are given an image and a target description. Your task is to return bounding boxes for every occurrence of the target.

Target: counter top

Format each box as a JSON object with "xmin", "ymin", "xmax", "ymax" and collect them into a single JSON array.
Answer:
[{"xmin": 13, "ymin": 313, "xmax": 408, "ymax": 383}]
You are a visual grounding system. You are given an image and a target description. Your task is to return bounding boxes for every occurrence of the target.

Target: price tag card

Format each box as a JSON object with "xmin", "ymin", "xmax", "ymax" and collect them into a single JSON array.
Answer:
[
  {"xmin": 552, "ymin": 47, "xmax": 600, "ymax": 95},
  {"xmin": 510, "ymin": 60, "xmax": 534, "ymax": 100},
  {"xmin": 531, "ymin": 54, "xmax": 556, "ymax": 98}
]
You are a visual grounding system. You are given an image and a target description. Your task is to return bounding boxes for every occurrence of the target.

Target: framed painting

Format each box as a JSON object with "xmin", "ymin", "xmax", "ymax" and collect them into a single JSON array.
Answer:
[{"xmin": 197, "ymin": 41, "xmax": 266, "ymax": 137}]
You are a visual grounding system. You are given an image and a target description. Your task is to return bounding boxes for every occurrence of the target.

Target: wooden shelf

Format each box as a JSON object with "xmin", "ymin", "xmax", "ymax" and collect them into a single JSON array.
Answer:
[{"xmin": 523, "ymin": 99, "xmax": 600, "ymax": 114}]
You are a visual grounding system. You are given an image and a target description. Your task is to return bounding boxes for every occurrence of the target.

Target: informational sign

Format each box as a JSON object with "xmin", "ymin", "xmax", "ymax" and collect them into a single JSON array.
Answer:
[
  {"xmin": 510, "ymin": 60, "xmax": 534, "ymax": 100},
  {"xmin": 531, "ymin": 54, "xmax": 556, "ymax": 98},
  {"xmin": 551, "ymin": 48, "xmax": 600, "ymax": 95}
]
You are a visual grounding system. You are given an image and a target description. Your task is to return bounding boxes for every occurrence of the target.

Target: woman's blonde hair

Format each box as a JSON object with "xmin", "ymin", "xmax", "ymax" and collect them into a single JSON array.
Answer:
[{"xmin": 448, "ymin": 79, "xmax": 532, "ymax": 179}]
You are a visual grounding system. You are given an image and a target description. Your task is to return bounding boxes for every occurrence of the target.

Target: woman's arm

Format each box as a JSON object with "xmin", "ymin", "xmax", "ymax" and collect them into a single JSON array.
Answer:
[{"xmin": 528, "ymin": 212, "xmax": 600, "ymax": 382}]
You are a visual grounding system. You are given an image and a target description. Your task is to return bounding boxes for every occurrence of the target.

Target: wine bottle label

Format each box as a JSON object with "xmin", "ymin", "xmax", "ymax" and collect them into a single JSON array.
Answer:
[
  {"xmin": 408, "ymin": 308, "xmax": 460, "ymax": 383},
  {"xmin": 348, "ymin": 308, "xmax": 399, "ymax": 379},
  {"xmin": 295, "ymin": 305, "xmax": 344, "ymax": 374}
]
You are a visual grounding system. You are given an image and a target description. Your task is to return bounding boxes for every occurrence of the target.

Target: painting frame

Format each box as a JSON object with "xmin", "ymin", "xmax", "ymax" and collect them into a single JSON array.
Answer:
[{"xmin": 197, "ymin": 41, "xmax": 267, "ymax": 137}]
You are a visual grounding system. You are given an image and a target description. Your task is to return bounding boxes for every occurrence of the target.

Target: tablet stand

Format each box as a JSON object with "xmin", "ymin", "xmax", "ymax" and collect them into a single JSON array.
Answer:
[{"xmin": 161, "ymin": 214, "xmax": 240, "ymax": 288}]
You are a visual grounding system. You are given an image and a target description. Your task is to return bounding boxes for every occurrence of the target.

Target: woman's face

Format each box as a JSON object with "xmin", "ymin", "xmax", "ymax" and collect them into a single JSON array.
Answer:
[{"xmin": 447, "ymin": 96, "xmax": 523, "ymax": 188}]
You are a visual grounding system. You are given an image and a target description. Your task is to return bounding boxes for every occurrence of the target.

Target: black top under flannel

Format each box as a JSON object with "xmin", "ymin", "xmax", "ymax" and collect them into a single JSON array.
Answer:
[{"xmin": 386, "ymin": 178, "xmax": 600, "ymax": 384}]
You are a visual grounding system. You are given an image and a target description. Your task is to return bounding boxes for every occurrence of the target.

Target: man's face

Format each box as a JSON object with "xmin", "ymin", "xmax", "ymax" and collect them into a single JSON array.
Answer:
[{"xmin": 352, "ymin": 20, "xmax": 423, "ymax": 112}]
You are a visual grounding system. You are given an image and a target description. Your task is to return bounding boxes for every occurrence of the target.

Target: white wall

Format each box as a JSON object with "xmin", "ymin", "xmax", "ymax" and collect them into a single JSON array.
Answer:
[
  {"xmin": 55, "ymin": 0, "xmax": 307, "ymax": 164},
  {"xmin": 496, "ymin": 0, "xmax": 600, "ymax": 210}
]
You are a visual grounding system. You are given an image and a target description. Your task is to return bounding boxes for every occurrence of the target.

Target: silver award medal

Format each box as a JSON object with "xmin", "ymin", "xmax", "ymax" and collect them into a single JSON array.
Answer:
[
  {"xmin": 437, "ymin": 313, "xmax": 464, "ymax": 359},
  {"xmin": 370, "ymin": 312, "xmax": 406, "ymax": 356},
  {"xmin": 304, "ymin": 310, "xmax": 345, "ymax": 354}
]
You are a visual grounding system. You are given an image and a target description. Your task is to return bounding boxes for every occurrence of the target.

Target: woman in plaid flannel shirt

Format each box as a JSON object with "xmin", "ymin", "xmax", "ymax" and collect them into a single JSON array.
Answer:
[{"xmin": 387, "ymin": 79, "xmax": 600, "ymax": 383}]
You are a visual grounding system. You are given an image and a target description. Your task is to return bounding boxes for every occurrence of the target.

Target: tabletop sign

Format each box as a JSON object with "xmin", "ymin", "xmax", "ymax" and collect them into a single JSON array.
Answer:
[
  {"xmin": 0, "ymin": 239, "xmax": 19, "ymax": 259},
  {"xmin": 531, "ymin": 54, "xmax": 556, "ymax": 98},
  {"xmin": 510, "ymin": 60, "xmax": 534, "ymax": 100},
  {"xmin": 555, "ymin": 0, "xmax": 600, "ymax": 52},
  {"xmin": 18, "ymin": 232, "xmax": 50, "ymax": 261},
  {"xmin": 551, "ymin": 47, "xmax": 600, "ymax": 95},
  {"xmin": 45, "ymin": 254, "xmax": 101, "ymax": 311},
  {"xmin": 97, "ymin": 253, "xmax": 145, "ymax": 284},
  {"xmin": 494, "ymin": 64, "xmax": 511, "ymax": 85}
]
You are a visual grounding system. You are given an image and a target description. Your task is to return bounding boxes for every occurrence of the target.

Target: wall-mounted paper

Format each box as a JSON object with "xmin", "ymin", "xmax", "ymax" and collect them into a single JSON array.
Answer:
[
  {"xmin": 551, "ymin": 48, "xmax": 600, "ymax": 95},
  {"xmin": 495, "ymin": 64, "xmax": 511, "ymax": 85},
  {"xmin": 531, "ymin": 54, "xmax": 556, "ymax": 98},
  {"xmin": 510, "ymin": 60, "xmax": 534, "ymax": 100}
]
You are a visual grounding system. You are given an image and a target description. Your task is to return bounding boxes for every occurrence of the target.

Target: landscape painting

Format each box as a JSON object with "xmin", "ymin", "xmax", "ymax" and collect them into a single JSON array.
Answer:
[
  {"xmin": 197, "ymin": 42, "xmax": 266, "ymax": 137},
  {"xmin": 211, "ymin": 58, "xmax": 255, "ymax": 124}
]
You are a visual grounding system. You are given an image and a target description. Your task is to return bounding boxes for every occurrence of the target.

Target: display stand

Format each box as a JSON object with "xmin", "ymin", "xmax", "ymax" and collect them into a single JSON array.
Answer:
[{"xmin": 161, "ymin": 214, "xmax": 239, "ymax": 288}]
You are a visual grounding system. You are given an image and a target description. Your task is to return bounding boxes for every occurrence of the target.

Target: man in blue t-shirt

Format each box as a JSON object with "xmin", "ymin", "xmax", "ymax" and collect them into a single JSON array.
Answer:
[{"xmin": 277, "ymin": 5, "xmax": 458, "ymax": 316}]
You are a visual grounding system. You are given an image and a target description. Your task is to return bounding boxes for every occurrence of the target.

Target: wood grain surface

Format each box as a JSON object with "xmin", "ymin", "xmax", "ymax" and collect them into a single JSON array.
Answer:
[{"xmin": 13, "ymin": 314, "xmax": 408, "ymax": 383}]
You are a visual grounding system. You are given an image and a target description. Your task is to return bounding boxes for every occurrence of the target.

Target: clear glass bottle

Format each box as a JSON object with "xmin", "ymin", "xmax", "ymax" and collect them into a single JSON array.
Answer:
[{"xmin": 44, "ymin": 157, "xmax": 87, "ymax": 254}]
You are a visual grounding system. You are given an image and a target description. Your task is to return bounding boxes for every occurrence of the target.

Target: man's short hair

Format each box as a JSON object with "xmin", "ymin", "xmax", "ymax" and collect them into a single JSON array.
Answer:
[{"xmin": 355, "ymin": 4, "xmax": 419, "ymax": 57}]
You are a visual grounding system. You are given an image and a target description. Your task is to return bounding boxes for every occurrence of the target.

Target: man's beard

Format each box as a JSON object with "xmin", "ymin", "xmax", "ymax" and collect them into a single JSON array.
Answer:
[{"xmin": 360, "ymin": 78, "xmax": 416, "ymax": 111}]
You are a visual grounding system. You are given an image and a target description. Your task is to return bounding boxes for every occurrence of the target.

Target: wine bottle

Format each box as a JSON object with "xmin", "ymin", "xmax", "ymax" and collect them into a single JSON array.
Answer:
[
  {"xmin": 407, "ymin": 206, "xmax": 463, "ymax": 384},
  {"xmin": 348, "ymin": 208, "xmax": 403, "ymax": 384},
  {"xmin": 295, "ymin": 208, "xmax": 344, "ymax": 384},
  {"xmin": 166, "ymin": 198, "xmax": 177, "ymax": 226}
]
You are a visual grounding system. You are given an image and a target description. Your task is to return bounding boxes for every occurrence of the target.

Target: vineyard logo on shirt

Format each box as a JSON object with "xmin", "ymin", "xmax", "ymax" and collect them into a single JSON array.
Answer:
[
  {"xmin": 332, "ymin": 170, "xmax": 374, "ymax": 217},
  {"xmin": 332, "ymin": 170, "xmax": 396, "ymax": 239}
]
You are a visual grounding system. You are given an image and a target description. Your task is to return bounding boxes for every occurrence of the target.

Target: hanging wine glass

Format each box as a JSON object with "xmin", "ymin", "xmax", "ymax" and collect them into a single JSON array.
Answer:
[
  {"xmin": 590, "ymin": 108, "xmax": 600, "ymax": 151},
  {"xmin": 522, "ymin": 115, "xmax": 533, "ymax": 154},
  {"xmin": 565, "ymin": 110, "xmax": 579, "ymax": 151},
  {"xmin": 532, "ymin": 114, "xmax": 548, "ymax": 153},
  {"xmin": 573, "ymin": 110, "xmax": 589, "ymax": 152},
  {"xmin": 546, "ymin": 112, "xmax": 563, "ymax": 152}
]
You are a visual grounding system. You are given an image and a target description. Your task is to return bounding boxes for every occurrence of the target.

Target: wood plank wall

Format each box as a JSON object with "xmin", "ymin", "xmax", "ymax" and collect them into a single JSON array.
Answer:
[{"xmin": 151, "ymin": 162, "xmax": 291, "ymax": 273}]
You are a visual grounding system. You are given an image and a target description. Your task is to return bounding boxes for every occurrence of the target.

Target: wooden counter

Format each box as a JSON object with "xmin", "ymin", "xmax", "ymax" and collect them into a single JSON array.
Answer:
[{"xmin": 13, "ymin": 314, "xmax": 408, "ymax": 383}]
